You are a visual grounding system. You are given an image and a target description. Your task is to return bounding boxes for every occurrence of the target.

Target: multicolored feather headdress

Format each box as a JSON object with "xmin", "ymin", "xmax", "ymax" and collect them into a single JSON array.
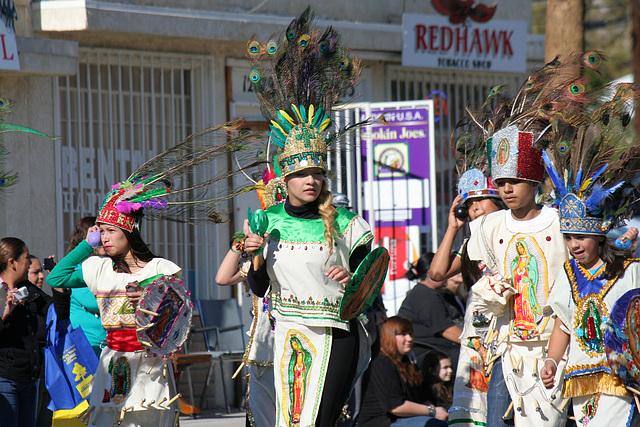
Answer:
[
  {"xmin": 540, "ymin": 57, "xmax": 640, "ymax": 234},
  {"xmin": 246, "ymin": 7, "xmax": 362, "ymax": 177},
  {"xmin": 464, "ymin": 52, "xmax": 609, "ymax": 184},
  {"xmin": 96, "ymin": 119, "xmax": 264, "ymax": 231}
]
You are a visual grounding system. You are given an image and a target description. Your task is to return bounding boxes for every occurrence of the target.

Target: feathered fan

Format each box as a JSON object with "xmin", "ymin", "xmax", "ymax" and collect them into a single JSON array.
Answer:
[{"xmin": 464, "ymin": 51, "xmax": 608, "ymax": 154}]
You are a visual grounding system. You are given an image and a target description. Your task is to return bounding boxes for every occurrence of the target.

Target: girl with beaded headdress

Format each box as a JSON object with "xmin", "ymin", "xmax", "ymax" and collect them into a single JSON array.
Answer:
[
  {"xmin": 243, "ymin": 8, "xmax": 378, "ymax": 426},
  {"xmin": 540, "ymin": 79, "xmax": 640, "ymax": 425},
  {"xmin": 46, "ymin": 121, "xmax": 264, "ymax": 427}
]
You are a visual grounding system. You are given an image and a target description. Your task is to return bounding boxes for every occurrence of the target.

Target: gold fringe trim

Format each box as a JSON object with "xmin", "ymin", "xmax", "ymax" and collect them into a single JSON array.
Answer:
[{"xmin": 564, "ymin": 372, "xmax": 630, "ymax": 398}]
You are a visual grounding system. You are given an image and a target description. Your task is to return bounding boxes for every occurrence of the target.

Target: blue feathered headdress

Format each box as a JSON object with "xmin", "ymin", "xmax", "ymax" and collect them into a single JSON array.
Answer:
[{"xmin": 541, "ymin": 72, "xmax": 640, "ymax": 234}]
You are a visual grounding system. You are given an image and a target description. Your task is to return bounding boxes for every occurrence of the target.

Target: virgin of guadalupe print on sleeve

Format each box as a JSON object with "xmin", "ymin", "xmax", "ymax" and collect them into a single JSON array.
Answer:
[{"xmin": 506, "ymin": 235, "xmax": 549, "ymax": 340}]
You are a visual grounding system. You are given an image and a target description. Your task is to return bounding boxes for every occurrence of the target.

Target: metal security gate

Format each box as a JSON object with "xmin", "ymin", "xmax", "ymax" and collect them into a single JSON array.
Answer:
[
  {"xmin": 330, "ymin": 66, "xmax": 526, "ymax": 314},
  {"xmin": 53, "ymin": 48, "xmax": 221, "ymax": 298},
  {"xmin": 386, "ymin": 65, "xmax": 526, "ymax": 248}
]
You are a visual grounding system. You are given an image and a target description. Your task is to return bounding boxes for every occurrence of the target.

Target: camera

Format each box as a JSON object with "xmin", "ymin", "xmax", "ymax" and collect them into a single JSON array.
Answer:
[
  {"xmin": 14, "ymin": 286, "xmax": 29, "ymax": 302},
  {"xmin": 43, "ymin": 256, "xmax": 56, "ymax": 271},
  {"xmin": 454, "ymin": 205, "xmax": 469, "ymax": 221}
]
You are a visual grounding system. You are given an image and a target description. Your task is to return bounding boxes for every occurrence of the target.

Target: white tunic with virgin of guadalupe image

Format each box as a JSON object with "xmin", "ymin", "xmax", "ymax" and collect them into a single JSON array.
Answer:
[
  {"xmin": 466, "ymin": 207, "xmax": 570, "ymax": 426},
  {"xmin": 261, "ymin": 203, "xmax": 373, "ymax": 426}
]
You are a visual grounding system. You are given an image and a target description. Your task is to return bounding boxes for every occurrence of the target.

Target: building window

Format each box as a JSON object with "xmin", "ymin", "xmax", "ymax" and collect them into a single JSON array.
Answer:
[{"xmin": 56, "ymin": 48, "xmax": 219, "ymax": 297}]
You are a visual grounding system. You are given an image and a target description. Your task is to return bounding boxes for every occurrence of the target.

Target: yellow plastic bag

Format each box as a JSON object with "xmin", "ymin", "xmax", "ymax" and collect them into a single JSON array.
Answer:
[{"xmin": 52, "ymin": 400, "xmax": 89, "ymax": 426}]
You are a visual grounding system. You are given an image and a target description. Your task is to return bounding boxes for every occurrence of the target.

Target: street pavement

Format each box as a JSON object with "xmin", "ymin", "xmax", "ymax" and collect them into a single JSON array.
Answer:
[{"xmin": 179, "ymin": 410, "xmax": 245, "ymax": 426}]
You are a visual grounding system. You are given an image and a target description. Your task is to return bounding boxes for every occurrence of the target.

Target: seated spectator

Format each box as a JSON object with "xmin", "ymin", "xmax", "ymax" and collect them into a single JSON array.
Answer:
[
  {"xmin": 357, "ymin": 316, "xmax": 448, "ymax": 427},
  {"xmin": 441, "ymin": 273, "xmax": 466, "ymax": 316},
  {"xmin": 421, "ymin": 350, "xmax": 453, "ymax": 410},
  {"xmin": 397, "ymin": 253, "xmax": 463, "ymax": 368}
]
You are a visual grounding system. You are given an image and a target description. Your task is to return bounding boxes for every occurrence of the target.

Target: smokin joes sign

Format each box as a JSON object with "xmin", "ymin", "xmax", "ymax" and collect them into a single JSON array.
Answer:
[{"xmin": 402, "ymin": 13, "xmax": 526, "ymax": 73}]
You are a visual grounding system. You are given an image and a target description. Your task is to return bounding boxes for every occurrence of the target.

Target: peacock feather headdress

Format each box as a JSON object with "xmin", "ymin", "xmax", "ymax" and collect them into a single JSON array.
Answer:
[
  {"xmin": 96, "ymin": 119, "xmax": 265, "ymax": 231},
  {"xmin": 461, "ymin": 52, "xmax": 608, "ymax": 184},
  {"xmin": 542, "ymin": 76, "xmax": 640, "ymax": 235},
  {"xmin": 246, "ymin": 7, "xmax": 362, "ymax": 177}
]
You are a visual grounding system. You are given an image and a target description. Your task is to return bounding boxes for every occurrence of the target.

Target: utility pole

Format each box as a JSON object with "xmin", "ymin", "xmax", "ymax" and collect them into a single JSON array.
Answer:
[{"xmin": 544, "ymin": 0, "xmax": 585, "ymax": 62}]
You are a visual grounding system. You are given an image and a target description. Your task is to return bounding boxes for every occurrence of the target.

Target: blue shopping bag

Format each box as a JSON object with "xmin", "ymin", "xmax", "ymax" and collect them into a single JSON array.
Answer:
[{"xmin": 45, "ymin": 303, "xmax": 99, "ymax": 411}]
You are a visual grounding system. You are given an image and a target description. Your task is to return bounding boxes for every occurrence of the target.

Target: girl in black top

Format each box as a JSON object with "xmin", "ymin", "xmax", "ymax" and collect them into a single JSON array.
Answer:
[
  {"xmin": 421, "ymin": 350, "xmax": 454, "ymax": 410},
  {"xmin": 357, "ymin": 316, "xmax": 448, "ymax": 427}
]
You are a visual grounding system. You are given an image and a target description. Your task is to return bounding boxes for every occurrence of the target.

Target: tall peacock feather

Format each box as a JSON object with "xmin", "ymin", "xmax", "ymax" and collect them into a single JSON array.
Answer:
[
  {"xmin": 96, "ymin": 119, "xmax": 265, "ymax": 231},
  {"xmin": 452, "ymin": 86, "xmax": 507, "ymax": 203},
  {"xmin": 540, "ymin": 57, "xmax": 640, "ymax": 234},
  {"xmin": 246, "ymin": 7, "xmax": 363, "ymax": 178},
  {"xmin": 460, "ymin": 51, "xmax": 608, "ymax": 185},
  {"xmin": 0, "ymin": 97, "xmax": 56, "ymax": 191}
]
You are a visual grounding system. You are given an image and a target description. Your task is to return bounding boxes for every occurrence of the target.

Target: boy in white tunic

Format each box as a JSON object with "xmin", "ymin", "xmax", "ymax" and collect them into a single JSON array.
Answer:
[{"xmin": 465, "ymin": 126, "xmax": 569, "ymax": 426}]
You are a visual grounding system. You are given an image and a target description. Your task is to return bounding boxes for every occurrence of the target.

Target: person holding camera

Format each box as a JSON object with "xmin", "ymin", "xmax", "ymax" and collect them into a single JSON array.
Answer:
[{"xmin": 0, "ymin": 237, "xmax": 70, "ymax": 427}]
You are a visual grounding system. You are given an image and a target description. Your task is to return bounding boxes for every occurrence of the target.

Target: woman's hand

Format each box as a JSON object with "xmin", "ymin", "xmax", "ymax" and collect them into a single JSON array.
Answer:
[
  {"xmin": 244, "ymin": 231, "xmax": 267, "ymax": 255},
  {"xmin": 435, "ymin": 406, "xmax": 448, "ymax": 421},
  {"xmin": 125, "ymin": 282, "xmax": 143, "ymax": 309},
  {"xmin": 325, "ymin": 265, "xmax": 351, "ymax": 285},
  {"xmin": 448, "ymin": 195, "xmax": 466, "ymax": 230},
  {"xmin": 2, "ymin": 290, "xmax": 18, "ymax": 321},
  {"xmin": 623, "ymin": 227, "xmax": 639, "ymax": 251},
  {"xmin": 540, "ymin": 359, "xmax": 557, "ymax": 389}
]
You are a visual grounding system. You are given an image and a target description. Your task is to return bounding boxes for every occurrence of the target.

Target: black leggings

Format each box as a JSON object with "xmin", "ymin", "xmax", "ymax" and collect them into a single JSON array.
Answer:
[{"xmin": 315, "ymin": 320, "xmax": 360, "ymax": 427}]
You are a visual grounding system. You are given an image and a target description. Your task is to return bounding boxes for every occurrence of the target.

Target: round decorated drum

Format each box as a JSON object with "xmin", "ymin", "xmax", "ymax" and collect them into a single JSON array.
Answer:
[
  {"xmin": 339, "ymin": 246, "xmax": 390, "ymax": 321},
  {"xmin": 136, "ymin": 275, "xmax": 193, "ymax": 358},
  {"xmin": 605, "ymin": 288, "xmax": 640, "ymax": 387}
]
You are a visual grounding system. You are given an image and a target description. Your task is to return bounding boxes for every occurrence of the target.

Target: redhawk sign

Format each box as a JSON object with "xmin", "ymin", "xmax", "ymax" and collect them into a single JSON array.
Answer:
[{"xmin": 402, "ymin": 13, "xmax": 526, "ymax": 73}]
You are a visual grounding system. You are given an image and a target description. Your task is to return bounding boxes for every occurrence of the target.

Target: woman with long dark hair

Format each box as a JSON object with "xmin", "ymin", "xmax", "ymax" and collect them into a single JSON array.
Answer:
[
  {"xmin": 0, "ymin": 237, "xmax": 70, "ymax": 427},
  {"xmin": 357, "ymin": 316, "xmax": 448, "ymax": 427},
  {"xmin": 47, "ymin": 202, "xmax": 181, "ymax": 426},
  {"xmin": 421, "ymin": 350, "xmax": 453, "ymax": 410}
]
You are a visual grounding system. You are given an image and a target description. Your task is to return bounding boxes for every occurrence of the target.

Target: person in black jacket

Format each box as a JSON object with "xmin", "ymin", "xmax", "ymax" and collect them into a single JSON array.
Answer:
[
  {"xmin": 357, "ymin": 316, "xmax": 448, "ymax": 427},
  {"xmin": 0, "ymin": 237, "xmax": 70, "ymax": 427}
]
